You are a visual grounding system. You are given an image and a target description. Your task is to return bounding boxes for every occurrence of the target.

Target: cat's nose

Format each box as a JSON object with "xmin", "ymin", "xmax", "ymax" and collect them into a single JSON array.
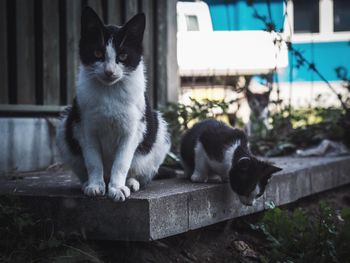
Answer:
[{"xmin": 104, "ymin": 69, "xmax": 114, "ymax": 78}]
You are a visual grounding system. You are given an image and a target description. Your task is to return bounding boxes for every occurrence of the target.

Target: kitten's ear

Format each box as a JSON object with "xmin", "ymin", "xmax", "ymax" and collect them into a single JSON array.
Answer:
[
  {"xmin": 81, "ymin": 7, "xmax": 104, "ymax": 39},
  {"xmin": 263, "ymin": 89, "xmax": 272, "ymax": 98},
  {"xmin": 245, "ymin": 88, "xmax": 253, "ymax": 98},
  {"xmin": 120, "ymin": 13, "xmax": 145, "ymax": 46},
  {"xmin": 237, "ymin": 157, "xmax": 251, "ymax": 170},
  {"xmin": 263, "ymin": 162, "xmax": 282, "ymax": 176}
]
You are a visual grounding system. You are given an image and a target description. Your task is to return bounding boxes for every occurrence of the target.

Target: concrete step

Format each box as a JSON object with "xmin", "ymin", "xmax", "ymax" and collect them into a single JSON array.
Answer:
[{"xmin": 1, "ymin": 156, "xmax": 350, "ymax": 241}]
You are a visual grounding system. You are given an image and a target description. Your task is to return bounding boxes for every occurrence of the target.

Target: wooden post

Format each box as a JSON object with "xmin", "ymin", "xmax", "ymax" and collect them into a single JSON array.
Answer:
[
  {"xmin": 0, "ymin": 0, "xmax": 179, "ymax": 112},
  {"xmin": 124, "ymin": 0, "xmax": 138, "ymax": 21},
  {"xmin": 16, "ymin": 0, "xmax": 36, "ymax": 104},
  {"xmin": 42, "ymin": 0, "xmax": 60, "ymax": 105},
  {"xmin": 0, "ymin": 0, "xmax": 8, "ymax": 104},
  {"xmin": 142, "ymin": 0, "xmax": 155, "ymax": 107},
  {"xmin": 155, "ymin": 0, "xmax": 179, "ymax": 107},
  {"xmin": 107, "ymin": 0, "xmax": 122, "ymax": 25},
  {"xmin": 87, "ymin": 0, "xmax": 103, "ymax": 18},
  {"xmin": 65, "ymin": 0, "xmax": 82, "ymax": 104}
]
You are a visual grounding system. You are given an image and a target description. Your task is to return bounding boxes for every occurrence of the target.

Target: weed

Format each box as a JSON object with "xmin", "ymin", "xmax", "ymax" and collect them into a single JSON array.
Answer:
[
  {"xmin": 0, "ymin": 196, "xmax": 101, "ymax": 263},
  {"xmin": 161, "ymin": 97, "xmax": 242, "ymax": 157},
  {"xmin": 249, "ymin": 106, "xmax": 345, "ymax": 156},
  {"xmin": 250, "ymin": 202, "xmax": 350, "ymax": 263}
]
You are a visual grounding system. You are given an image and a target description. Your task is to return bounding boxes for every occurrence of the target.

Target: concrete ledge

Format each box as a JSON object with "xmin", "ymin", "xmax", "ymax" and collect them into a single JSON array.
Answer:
[{"xmin": 0, "ymin": 156, "xmax": 350, "ymax": 241}]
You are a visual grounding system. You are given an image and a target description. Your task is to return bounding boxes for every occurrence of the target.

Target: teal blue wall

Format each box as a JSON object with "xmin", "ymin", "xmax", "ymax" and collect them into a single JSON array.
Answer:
[
  {"xmin": 205, "ymin": 0, "xmax": 350, "ymax": 83},
  {"xmin": 280, "ymin": 42, "xmax": 350, "ymax": 82},
  {"xmin": 204, "ymin": 0, "xmax": 284, "ymax": 31}
]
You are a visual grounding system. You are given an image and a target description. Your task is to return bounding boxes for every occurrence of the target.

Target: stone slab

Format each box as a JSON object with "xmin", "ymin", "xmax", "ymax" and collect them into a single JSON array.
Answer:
[{"xmin": 0, "ymin": 156, "xmax": 350, "ymax": 241}]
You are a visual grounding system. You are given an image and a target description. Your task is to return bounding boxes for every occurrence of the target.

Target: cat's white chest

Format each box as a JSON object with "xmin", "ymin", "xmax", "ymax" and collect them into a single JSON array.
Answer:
[
  {"xmin": 80, "ymin": 79, "xmax": 141, "ymax": 125},
  {"xmin": 74, "ymin": 62, "xmax": 147, "ymax": 172},
  {"xmin": 194, "ymin": 141, "xmax": 239, "ymax": 178},
  {"xmin": 78, "ymin": 81, "xmax": 143, "ymax": 151},
  {"xmin": 96, "ymin": 97, "xmax": 136, "ymax": 129},
  {"xmin": 90, "ymin": 99, "xmax": 141, "ymax": 141}
]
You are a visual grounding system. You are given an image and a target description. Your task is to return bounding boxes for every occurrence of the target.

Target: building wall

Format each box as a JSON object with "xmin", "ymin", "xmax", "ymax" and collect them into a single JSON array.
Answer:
[
  {"xmin": 281, "ymin": 41, "xmax": 350, "ymax": 82},
  {"xmin": 204, "ymin": 0, "xmax": 350, "ymax": 83},
  {"xmin": 204, "ymin": 0, "xmax": 284, "ymax": 31}
]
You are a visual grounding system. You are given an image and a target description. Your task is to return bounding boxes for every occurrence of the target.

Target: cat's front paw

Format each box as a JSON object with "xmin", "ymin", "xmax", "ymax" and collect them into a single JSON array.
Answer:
[
  {"xmin": 126, "ymin": 178, "xmax": 140, "ymax": 192},
  {"xmin": 108, "ymin": 185, "xmax": 130, "ymax": 202},
  {"xmin": 221, "ymin": 176, "xmax": 229, "ymax": 183},
  {"xmin": 83, "ymin": 181, "xmax": 106, "ymax": 196},
  {"xmin": 208, "ymin": 175, "xmax": 223, "ymax": 183},
  {"xmin": 191, "ymin": 172, "xmax": 207, "ymax": 183}
]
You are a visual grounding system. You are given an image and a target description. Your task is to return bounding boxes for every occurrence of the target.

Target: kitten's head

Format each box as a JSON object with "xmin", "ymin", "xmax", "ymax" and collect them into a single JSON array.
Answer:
[
  {"xmin": 79, "ymin": 7, "xmax": 145, "ymax": 85},
  {"xmin": 229, "ymin": 146, "xmax": 282, "ymax": 206},
  {"xmin": 245, "ymin": 88, "xmax": 271, "ymax": 118}
]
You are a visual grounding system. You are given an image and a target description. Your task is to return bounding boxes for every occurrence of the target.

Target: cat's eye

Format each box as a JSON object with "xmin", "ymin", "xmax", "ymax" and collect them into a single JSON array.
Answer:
[
  {"xmin": 94, "ymin": 50, "xmax": 103, "ymax": 59},
  {"xmin": 118, "ymin": 53, "xmax": 128, "ymax": 61}
]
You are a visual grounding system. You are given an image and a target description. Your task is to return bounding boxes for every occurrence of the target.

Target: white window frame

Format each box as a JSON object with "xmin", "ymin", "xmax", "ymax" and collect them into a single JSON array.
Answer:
[{"xmin": 284, "ymin": 0, "xmax": 350, "ymax": 43}]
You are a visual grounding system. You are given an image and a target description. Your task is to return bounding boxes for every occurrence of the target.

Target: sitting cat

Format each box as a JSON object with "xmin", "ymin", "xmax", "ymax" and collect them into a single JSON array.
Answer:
[
  {"xmin": 180, "ymin": 119, "xmax": 281, "ymax": 206},
  {"xmin": 245, "ymin": 87, "xmax": 271, "ymax": 137},
  {"xmin": 56, "ymin": 7, "xmax": 170, "ymax": 201}
]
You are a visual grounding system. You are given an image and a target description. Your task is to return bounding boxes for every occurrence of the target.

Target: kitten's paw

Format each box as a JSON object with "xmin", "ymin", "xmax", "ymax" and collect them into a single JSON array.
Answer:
[
  {"xmin": 221, "ymin": 176, "xmax": 229, "ymax": 183},
  {"xmin": 108, "ymin": 185, "xmax": 130, "ymax": 202},
  {"xmin": 83, "ymin": 181, "xmax": 106, "ymax": 196},
  {"xmin": 208, "ymin": 175, "xmax": 223, "ymax": 183},
  {"xmin": 191, "ymin": 173, "xmax": 207, "ymax": 183},
  {"xmin": 126, "ymin": 178, "xmax": 140, "ymax": 192}
]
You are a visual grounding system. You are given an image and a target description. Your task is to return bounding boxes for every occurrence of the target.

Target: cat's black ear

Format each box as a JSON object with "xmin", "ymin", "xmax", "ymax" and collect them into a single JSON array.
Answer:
[
  {"xmin": 245, "ymin": 88, "xmax": 253, "ymax": 98},
  {"xmin": 264, "ymin": 88, "xmax": 272, "ymax": 98},
  {"xmin": 81, "ymin": 7, "xmax": 104, "ymax": 39},
  {"xmin": 120, "ymin": 13, "xmax": 146, "ymax": 46},
  {"xmin": 237, "ymin": 157, "xmax": 251, "ymax": 170},
  {"xmin": 263, "ymin": 162, "xmax": 282, "ymax": 176}
]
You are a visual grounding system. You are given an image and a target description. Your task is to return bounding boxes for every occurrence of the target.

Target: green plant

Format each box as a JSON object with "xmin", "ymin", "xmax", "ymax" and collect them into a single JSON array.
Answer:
[
  {"xmin": 338, "ymin": 208, "xmax": 350, "ymax": 260},
  {"xmin": 161, "ymin": 97, "xmax": 241, "ymax": 156},
  {"xmin": 250, "ymin": 202, "xmax": 350, "ymax": 263},
  {"xmin": 249, "ymin": 106, "xmax": 345, "ymax": 156},
  {"xmin": 162, "ymin": 97, "xmax": 346, "ymax": 158},
  {"xmin": 335, "ymin": 67, "xmax": 350, "ymax": 147}
]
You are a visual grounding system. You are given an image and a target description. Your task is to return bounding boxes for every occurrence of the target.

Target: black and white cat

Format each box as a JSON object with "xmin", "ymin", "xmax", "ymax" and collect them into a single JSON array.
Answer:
[
  {"xmin": 245, "ymin": 87, "xmax": 271, "ymax": 137},
  {"xmin": 180, "ymin": 119, "xmax": 281, "ymax": 206},
  {"xmin": 56, "ymin": 7, "xmax": 170, "ymax": 202}
]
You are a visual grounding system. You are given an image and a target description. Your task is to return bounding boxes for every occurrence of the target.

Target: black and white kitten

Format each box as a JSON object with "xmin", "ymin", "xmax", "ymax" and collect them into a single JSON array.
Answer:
[
  {"xmin": 180, "ymin": 119, "xmax": 281, "ymax": 206},
  {"xmin": 245, "ymin": 88, "xmax": 271, "ymax": 136},
  {"xmin": 56, "ymin": 7, "xmax": 170, "ymax": 202}
]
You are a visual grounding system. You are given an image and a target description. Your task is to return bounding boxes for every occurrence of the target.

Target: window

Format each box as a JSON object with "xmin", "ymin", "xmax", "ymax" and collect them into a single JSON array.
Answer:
[
  {"xmin": 185, "ymin": 15, "xmax": 199, "ymax": 31},
  {"xmin": 293, "ymin": 0, "xmax": 319, "ymax": 33},
  {"xmin": 333, "ymin": 0, "xmax": 350, "ymax": 32}
]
